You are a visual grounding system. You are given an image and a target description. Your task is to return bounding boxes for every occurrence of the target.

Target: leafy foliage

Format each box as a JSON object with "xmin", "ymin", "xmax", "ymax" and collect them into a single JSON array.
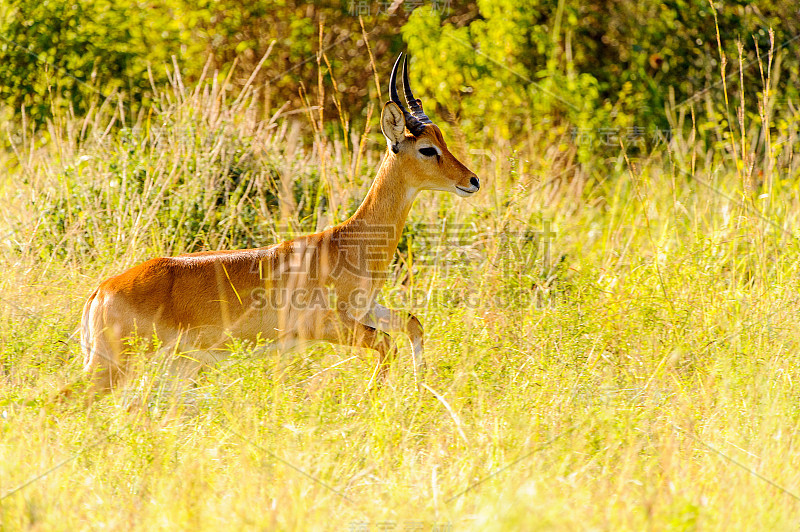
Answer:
[
  {"xmin": 0, "ymin": 0, "xmax": 475, "ymax": 128},
  {"xmin": 403, "ymin": 0, "xmax": 800, "ymax": 153},
  {"xmin": 0, "ymin": 0, "xmax": 205, "ymax": 125},
  {"xmin": 3, "ymin": 0, "xmax": 798, "ymax": 161}
]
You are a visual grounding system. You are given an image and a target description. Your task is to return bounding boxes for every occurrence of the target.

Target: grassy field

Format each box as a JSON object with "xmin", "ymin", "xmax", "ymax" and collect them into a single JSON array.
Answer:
[{"xmin": 2, "ymin": 63, "xmax": 800, "ymax": 530}]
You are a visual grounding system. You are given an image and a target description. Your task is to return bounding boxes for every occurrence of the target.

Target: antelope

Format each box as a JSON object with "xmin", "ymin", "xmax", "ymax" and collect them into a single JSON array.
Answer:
[{"xmin": 72, "ymin": 53, "xmax": 480, "ymax": 401}]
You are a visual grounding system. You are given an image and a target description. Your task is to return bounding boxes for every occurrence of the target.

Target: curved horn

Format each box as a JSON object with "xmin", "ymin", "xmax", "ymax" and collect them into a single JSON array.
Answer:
[
  {"xmin": 389, "ymin": 52, "xmax": 426, "ymax": 136},
  {"xmin": 402, "ymin": 55, "xmax": 432, "ymax": 125}
]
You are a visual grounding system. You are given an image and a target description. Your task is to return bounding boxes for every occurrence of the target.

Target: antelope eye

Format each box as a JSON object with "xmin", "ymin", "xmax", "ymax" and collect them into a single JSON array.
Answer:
[{"xmin": 418, "ymin": 147, "xmax": 438, "ymax": 157}]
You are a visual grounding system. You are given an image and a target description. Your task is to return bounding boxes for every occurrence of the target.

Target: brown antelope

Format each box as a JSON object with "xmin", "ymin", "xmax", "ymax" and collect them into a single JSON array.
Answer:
[{"xmin": 73, "ymin": 53, "xmax": 479, "ymax": 400}]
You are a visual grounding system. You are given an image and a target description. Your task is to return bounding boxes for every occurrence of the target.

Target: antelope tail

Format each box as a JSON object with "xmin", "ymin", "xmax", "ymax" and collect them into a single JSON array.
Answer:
[{"xmin": 56, "ymin": 287, "xmax": 100, "ymax": 401}]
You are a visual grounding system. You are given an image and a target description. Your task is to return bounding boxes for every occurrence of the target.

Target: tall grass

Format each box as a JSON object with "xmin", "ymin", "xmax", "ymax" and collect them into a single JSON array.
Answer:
[{"xmin": 2, "ymin": 41, "xmax": 800, "ymax": 530}]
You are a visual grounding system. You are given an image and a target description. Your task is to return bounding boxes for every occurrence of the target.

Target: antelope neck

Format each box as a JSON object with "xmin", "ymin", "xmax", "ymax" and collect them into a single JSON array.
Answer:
[{"xmin": 338, "ymin": 150, "xmax": 419, "ymax": 272}]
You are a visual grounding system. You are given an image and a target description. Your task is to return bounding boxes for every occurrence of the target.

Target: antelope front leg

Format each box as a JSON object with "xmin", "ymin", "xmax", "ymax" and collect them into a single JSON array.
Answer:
[
  {"xmin": 313, "ymin": 310, "xmax": 398, "ymax": 387},
  {"xmin": 353, "ymin": 304, "xmax": 425, "ymax": 381}
]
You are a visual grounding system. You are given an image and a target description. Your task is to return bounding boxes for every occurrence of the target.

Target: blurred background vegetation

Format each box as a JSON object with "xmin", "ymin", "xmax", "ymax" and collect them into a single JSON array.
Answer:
[{"xmin": 1, "ymin": 0, "xmax": 798, "ymax": 155}]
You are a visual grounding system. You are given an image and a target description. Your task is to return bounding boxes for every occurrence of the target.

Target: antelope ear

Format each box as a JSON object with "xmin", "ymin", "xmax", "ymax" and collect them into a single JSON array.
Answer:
[{"xmin": 381, "ymin": 101, "xmax": 406, "ymax": 151}]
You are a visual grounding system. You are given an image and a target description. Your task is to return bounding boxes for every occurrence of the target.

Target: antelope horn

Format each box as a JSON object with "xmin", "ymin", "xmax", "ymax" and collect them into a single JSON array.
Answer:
[
  {"xmin": 402, "ymin": 55, "xmax": 432, "ymax": 125},
  {"xmin": 389, "ymin": 52, "xmax": 427, "ymax": 136}
]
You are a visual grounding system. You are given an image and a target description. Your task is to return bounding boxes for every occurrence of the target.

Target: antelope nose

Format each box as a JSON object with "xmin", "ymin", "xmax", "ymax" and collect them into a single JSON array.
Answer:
[{"xmin": 470, "ymin": 176, "xmax": 480, "ymax": 190}]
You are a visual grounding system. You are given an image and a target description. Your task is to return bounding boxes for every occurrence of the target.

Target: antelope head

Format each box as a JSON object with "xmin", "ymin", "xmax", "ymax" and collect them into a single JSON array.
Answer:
[{"xmin": 381, "ymin": 53, "xmax": 480, "ymax": 197}]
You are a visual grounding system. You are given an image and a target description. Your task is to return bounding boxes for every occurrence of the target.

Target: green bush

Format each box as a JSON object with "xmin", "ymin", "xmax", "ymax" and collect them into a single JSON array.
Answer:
[
  {"xmin": 2, "ymin": 0, "xmax": 797, "ymax": 157},
  {"xmin": 0, "ymin": 0, "xmax": 205, "ymax": 126},
  {"xmin": 403, "ymin": 0, "xmax": 800, "ymax": 154}
]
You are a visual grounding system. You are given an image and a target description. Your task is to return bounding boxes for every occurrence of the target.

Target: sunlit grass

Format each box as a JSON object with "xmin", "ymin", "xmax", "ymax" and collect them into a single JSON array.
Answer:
[{"xmin": 2, "ymin": 61, "xmax": 800, "ymax": 530}]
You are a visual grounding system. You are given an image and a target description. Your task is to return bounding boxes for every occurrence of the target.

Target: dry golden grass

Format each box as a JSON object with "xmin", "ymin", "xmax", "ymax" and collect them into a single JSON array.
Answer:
[{"xmin": 2, "ymin": 56, "xmax": 800, "ymax": 530}]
